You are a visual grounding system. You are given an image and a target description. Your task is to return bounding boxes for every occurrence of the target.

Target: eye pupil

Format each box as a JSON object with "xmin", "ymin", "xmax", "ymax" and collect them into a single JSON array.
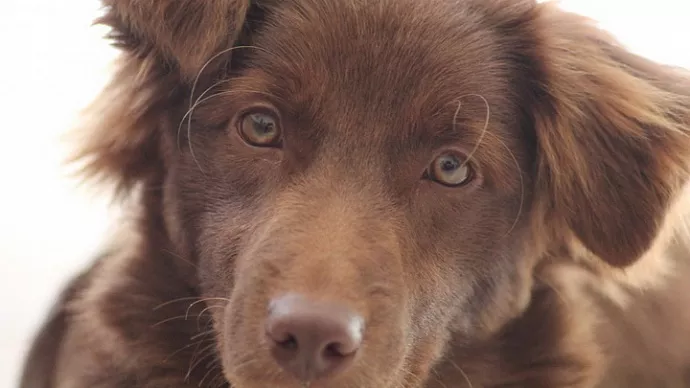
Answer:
[{"xmin": 440, "ymin": 157, "xmax": 459, "ymax": 172}]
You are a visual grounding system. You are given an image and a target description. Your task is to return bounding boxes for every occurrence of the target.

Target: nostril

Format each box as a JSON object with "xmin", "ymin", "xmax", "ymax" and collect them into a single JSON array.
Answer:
[
  {"xmin": 276, "ymin": 334, "xmax": 298, "ymax": 350},
  {"xmin": 324, "ymin": 341, "xmax": 352, "ymax": 359},
  {"xmin": 323, "ymin": 331, "xmax": 361, "ymax": 358},
  {"xmin": 265, "ymin": 320, "xmax": 301, "ymax": 353}
]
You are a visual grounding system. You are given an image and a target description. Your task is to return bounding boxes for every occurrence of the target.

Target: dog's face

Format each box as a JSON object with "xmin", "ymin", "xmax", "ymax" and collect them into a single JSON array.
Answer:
[
  {"xmin": 174, "ymin": 2, "xmax": 538, "ymax": 386},
  {"xmin": 188, "ymin": 3, "xmax": 536, "ymax": 387},
  {"xmin": 78, "ymin": 0, "xmax": 690, "ymax": 387}
]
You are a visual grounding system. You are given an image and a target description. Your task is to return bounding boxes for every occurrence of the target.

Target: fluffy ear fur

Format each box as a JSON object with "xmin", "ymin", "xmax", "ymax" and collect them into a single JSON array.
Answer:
[
  {"xmin": 69, "ymin": 1, "xmax": 254, "ymax": 196},
  {"xmin": 530, "ymin": 3, "xmax": 690, "ymax": 267},
  {"xmin": 102, "ymin": 0, "xmax": 250, "ymax": 79}
]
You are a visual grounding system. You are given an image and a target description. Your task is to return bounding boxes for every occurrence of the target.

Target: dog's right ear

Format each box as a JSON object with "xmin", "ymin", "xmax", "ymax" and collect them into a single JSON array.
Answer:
[
  {"xmin": 101, "ymin": 0, "xmax": 251, "ymax": 79},
  {"xmin": 70, "ymin": 1, "xmax": 262, "ymax": 196}
]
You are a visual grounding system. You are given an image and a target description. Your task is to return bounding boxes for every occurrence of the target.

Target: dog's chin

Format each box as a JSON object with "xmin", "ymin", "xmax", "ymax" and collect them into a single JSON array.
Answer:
[
  {"xmin": 221, "ymin": 358, "xmax": 309, "ymax": 388},
  {"xmin": 223, "ymin": 363, "xmax": 406, "ymax": 388}
]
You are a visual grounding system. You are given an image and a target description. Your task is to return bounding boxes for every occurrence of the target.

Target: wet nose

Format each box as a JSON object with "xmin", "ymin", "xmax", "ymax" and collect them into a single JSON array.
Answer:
[{"xmin": 265, "ymin": 293, "xmax": 364, "ymax": 382}]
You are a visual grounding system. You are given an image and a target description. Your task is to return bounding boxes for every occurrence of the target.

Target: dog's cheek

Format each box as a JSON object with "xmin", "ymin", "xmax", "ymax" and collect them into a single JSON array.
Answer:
[
  {"xmin": 195, "ymin": 203, "xmax": 258, "ymax": 294},
  {"xmin": 466, "ymin": 257, "xmax": 535, "ymax": 339},
  {"xmin": 162, "ymin": 168, "xmax": 195, "ymax": 259},
  {"xmin": 402, "ymin": 223, "xmax": 536, "ymax": 353},
  {"xmin": 393, "ymin": 252, "xmax": 466, "ymax": 381}
]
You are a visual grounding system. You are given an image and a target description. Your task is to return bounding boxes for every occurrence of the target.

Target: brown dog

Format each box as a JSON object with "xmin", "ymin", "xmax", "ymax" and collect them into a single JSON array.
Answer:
[{"xmin": 20, "ymin": 1, "xmax": 690, "ymax": 387}]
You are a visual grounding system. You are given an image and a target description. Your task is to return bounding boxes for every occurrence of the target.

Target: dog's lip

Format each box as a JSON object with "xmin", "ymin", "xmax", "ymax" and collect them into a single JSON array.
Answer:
[
  {"xmin": 224, "ymin": 366, "xmax": 383, "ymax": 388},
  {"xmin": 225, "ymin": 375, "xmax": 326, "ymax": 388}
]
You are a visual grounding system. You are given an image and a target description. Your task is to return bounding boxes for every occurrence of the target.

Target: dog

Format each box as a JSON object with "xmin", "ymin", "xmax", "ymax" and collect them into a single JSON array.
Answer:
[{"xmin": 19, "ymin": 0, "xmax": 690, "ymax": 387}]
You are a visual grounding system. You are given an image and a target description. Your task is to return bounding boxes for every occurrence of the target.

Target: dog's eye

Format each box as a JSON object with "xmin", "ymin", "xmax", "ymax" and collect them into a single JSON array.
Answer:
[
  {"xmin": 238, "ymin": 111, "xmax": 282, "ymax": 147},
  {"xmin": 428, "ymin": 152, "xmax": 474, "ymax": 187}
]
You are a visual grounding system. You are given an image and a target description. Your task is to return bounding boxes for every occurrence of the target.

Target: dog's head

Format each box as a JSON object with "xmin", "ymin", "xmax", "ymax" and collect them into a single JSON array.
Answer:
[{"xmin": 75, "ymin": 0, "xmax": 690, "ymax": 387}]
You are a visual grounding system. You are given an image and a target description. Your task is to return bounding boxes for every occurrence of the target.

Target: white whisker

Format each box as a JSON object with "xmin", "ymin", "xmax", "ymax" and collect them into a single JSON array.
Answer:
[
  {"xmin": 184, "ymin": 45, "xmax": 271, "ymax": 175},
  {"xmin": 454, "ymin": 93, "xmax": 491, "ymax": 167},
  {"xmin": 450, "ymin": 360, "xmax": 475, "ymax": 388},
  {"xmin": 185, "ymin": 297, "xmax": 231, "ymax": 320}
]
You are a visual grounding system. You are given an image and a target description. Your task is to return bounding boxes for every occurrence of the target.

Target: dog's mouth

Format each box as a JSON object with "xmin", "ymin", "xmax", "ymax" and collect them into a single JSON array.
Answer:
[{"xmin": 225, "ymin": 376, "xmax": 348, "ymax": 388}]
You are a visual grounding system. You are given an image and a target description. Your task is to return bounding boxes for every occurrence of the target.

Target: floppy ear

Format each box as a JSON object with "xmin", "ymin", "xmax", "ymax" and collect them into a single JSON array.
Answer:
[
  {"xmin": 70, "ymin": 1, "xmax": 254, "ymax": 196},
  {"xmin": 530, "ymin": 3, "xmax": 690, "ymax": 267},
  {"xmin": 101, "ymin": 0, "xmax": 250, "ymax": 79}
]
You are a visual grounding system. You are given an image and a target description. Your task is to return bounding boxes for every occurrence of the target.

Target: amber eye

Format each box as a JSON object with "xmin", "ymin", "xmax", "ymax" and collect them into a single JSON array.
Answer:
[
  {"xmin": 428, "ymin": 152, "xmax": 474, "ymax": 187},
  {"xmin": 238, "ymin": 111, "xmax": 281, "ymax": 147}
]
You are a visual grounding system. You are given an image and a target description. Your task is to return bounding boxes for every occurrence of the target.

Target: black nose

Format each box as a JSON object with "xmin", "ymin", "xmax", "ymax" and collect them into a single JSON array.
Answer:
[{"xmin": 265, "ymin": 294, "xmax": 364, "ymax": 382}]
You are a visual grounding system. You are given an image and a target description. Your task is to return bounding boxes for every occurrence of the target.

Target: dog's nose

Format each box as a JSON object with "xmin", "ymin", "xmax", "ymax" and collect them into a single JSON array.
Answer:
[{"xmin": 265, "ymin": 294, "xmax": 364, "ymax": 382}]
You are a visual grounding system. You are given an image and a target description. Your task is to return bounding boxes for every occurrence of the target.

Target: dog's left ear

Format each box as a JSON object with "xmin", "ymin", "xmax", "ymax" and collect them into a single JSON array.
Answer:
[{"xmin": 529, "ymin": 3, "xmax": 690, "ymax": 267}]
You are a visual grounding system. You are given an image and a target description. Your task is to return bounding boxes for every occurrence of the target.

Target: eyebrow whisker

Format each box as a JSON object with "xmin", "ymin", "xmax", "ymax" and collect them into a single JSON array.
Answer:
[{"xmin": 452, "ymin": 93, "xmax": 491, "ymax": 166}]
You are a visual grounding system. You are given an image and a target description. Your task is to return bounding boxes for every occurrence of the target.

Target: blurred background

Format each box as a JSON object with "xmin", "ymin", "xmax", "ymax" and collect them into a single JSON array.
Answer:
[{"xmin": 1, "ymin": 1, "xmax": 689, "ymax": 387}]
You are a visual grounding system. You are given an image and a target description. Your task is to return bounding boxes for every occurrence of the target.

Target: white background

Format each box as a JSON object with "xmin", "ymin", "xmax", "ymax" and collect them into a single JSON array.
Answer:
[{"xmin": 1, "ymin": 1, "xmax": 689, "ymax": 387}]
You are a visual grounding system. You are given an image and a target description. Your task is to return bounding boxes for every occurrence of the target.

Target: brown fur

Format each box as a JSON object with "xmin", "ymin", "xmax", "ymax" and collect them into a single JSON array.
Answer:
[{"xmin": 21, "ymin": 1, "xmax": 690, "ymax": 387}]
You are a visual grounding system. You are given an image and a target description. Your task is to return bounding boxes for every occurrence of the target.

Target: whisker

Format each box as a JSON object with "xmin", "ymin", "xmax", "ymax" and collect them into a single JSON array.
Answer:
[
  {"xmin": 184, "ymin": 338, "xmax": 207, "ymax": 382},
  {"xmin": 186, "ymin": 297, "xmax": 231, "ymax": 320},
  {"xmin": 178, "ymin": 88, "xmax": 279, "ymax": 141},
  {"xmin": 431, "ymin": 370, "xmax": 450, "ymax": 388},
  {"xmin": 190, "ymin": 329, "xmax": 216, "ymax": 341},
  {"xmin": 206, "ymin": 357, "xmax": 220, "ymax": 369},
  {"xmin": 162, "ymin": 248, "xmax": 199, "ymax": 270},
  {"xmin": 229, "ymin": 356, "xmax": 262, "ymax": 377},
  {"xmin": 199, "ymin": 363, "xmax": 221, "ymax": 387},
  {"xmin": 163, "ymin": 339, "xmax": 208, "ymax": 362},
  {"xmin": 185, "ymin": 45, "xmax": 273, "ymax": 175},
  {"xmin": 187, "ymin": 45, "xmax": 272, "ymax": 121},
  {"xmin": 176, "ymin": 78, "xmax": 230, "ymax": 152},
  {"xmin": 153, "ymin": 296, "xmax": 202, "ymax": 311},
  {"xmin": 196, "ymin": 305, "xmax": 225, "ymax": 329},
  {"xmin": 151, "ymin": 314, "xmax": 206, "ymax": 328},
  {"xmin": 455, "ymin": 93, "xmax": 491, "ymax": 167},
  {"xmin": 188, "ymin": 352, "xmax": 219, "ymax": 382},
  {"xmin": 449, "ymin": 360, "xmax": 474, "ymax": 388},
  {"xmin": 178, "ymin": 88, "xmax": 282, "ymax": 175},
  {"xmin": 198, "ymin": 311, "xmax": 216, "ymax": 332},
  {"xmin": 186, "ymin": 342, "xmax": 218, "ymax": 381},
  {"xmin": 452, "ymin": 95, "xmax": 524, "ymax": 239}
]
